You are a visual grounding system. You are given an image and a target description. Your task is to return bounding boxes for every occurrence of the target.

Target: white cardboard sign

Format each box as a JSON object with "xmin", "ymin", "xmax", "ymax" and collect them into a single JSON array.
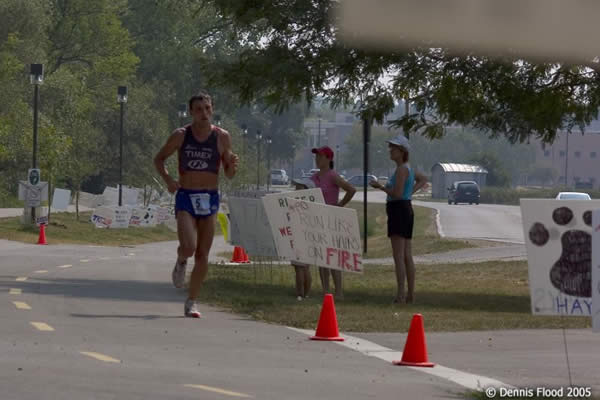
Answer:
[
  {"xmin": 78, "ymin": 191, "xmax": 103, "ymax": 208},
  {"xmin": 228, "ymin": 197, "xmax": 278, "ymax": 257},
  {"xmin": 18, "ymin": 181, "xmax": 48, "ymax": 207},
  {"xmin": 129, "ymin": 206, "xmax": 157, "ymax": 228},
  {"xmin": 520, "ymin": 199, "xmax": 599, "ymax": 316},
  {"xmin": 262, "ymin": 189, "xmax": 325, "ymax": 260},
  {"xmin": 285, "ymin": 198, "xmax": 363, "ymax": 273},
  {"xmin": 91, "ymin": 207, "xmax": 114, "ymax": 228},
  {"xmin": 51, "ymin": 188, "xmax": 71, "ymax": 210}
]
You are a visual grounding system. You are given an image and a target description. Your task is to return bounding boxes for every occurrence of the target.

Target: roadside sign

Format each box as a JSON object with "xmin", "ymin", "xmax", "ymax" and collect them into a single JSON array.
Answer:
[{"xmin": 28, "ymin": 169, "xmax": 40, "ymax": 186}]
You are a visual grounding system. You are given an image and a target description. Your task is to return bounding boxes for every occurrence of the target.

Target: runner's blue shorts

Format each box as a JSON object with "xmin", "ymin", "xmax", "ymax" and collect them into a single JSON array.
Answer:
[{"xmin": 175, "ymin": 189, "xmax": 220, "ymax": 219}]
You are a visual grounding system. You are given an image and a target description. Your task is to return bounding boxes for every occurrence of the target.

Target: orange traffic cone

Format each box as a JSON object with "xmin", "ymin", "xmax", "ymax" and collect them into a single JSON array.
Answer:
[
  {"xmin": 310, "ymin": 294, "xmax": 344, "ymax": 341},
  {"xmin": 37, "ymin": 224, "xmax": 48, "ymax": 245},
  {"xmin": 393, "ymin": 314, "xmax": 435, "ymax": 367},
  {"xmin": 241, "ymin": 247, "xmax": 250, "ymax": 263},
  {"xmin": 230, "ymin": 246, "xmax": 244, "ymax": 263}
]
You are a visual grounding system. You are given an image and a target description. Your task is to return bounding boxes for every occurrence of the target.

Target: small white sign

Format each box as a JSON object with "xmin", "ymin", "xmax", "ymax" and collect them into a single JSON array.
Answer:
[
  {"xmin": 521, "ymin": 199, "xmax": 599, "ymax": 317},
  {"xmin": 112, "ymin": 206, "xmax": 132, "ymax": 229},
  {"xmin": 228, "ymin": 197, "xmax": 278, "ymax": 257},
  {"xmin": 78, "ymin": 192, "xmax": 103, "ymax": 208},
  {"xmin": 129, "ymin": 206, "xmax": 157, "ymax": 228},
  {"xmin": 18, "ymin": 181, "xmax": 48, "ymax": 208},
  {"xmin": 28, "ymin": 168, "xmax": 41, "ymax": 186},
  {"xmin": 51, "ymin": 188, "xmax": 71, "ymax": 210},
  {"xmin": 91, "ymin": 207, "xmax": 114, "ymax": 228}
]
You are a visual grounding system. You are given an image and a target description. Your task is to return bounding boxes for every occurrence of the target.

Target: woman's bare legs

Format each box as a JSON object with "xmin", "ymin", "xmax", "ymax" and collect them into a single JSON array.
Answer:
[
  {"xmin": 403, "ymin": 239, "xmax": 415, "ymax": 303},
  {"xmin": 390, "ymin": 235, "xmax": 407, "ymax": 303}
]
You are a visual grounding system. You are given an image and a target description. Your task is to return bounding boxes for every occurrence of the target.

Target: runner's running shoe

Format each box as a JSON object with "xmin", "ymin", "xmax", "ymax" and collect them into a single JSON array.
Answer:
[
  {"xmin": 172, "ymin": 260, "xmax": 187, "ymax": 288},
  {"xmin": 184, "ymin": 299, "xmax": 201, "ymax": 318}
]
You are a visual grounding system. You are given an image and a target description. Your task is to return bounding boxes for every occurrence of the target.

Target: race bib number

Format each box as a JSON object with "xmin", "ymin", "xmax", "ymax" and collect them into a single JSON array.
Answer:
[{"xmin": 189, "ymin": 193, "xmax": 211, "ymax": 216}]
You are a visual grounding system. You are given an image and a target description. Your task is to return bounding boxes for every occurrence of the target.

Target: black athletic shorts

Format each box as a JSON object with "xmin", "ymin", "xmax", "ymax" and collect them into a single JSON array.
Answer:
[{"xmin": 386, "ymin": 200, "xmax": 414, "ymax": 239}]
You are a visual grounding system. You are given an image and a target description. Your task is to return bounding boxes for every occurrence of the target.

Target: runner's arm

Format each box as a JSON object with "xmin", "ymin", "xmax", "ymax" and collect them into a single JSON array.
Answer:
[
  {"xmin": 154, "ymin": 129, "xmax": 184, "ymax": 193},
  {"xmin": 218, "ymin": 129, "xmax": 239, "ymax": 179}
]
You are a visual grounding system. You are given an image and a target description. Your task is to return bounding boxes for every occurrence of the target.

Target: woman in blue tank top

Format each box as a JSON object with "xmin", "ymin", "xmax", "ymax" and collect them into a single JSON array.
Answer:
[{"xmin": 370, "ymin": 134, "xmax": 428, "ymax": 304}]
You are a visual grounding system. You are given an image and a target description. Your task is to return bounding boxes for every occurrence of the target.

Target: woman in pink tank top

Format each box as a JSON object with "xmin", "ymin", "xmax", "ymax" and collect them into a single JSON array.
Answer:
[{"xmin": 310, "ymin": 146, "xmax": 356, "ymax": 300}]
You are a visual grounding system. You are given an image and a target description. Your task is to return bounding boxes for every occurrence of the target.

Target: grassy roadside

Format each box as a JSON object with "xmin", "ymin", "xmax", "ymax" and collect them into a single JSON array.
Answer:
[
  {"xmin": 0, "ymin": 212, "xmax": 178, "ymax": 245},
  {"xmin": 198, "ymin": 260, "xmax": 590, "ymax": 333}
]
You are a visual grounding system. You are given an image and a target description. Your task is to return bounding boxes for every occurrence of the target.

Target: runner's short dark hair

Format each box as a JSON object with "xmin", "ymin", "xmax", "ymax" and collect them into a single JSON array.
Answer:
[{"xmin": 188, "ymin": 92, "xmax": 212, "ymax": 109}]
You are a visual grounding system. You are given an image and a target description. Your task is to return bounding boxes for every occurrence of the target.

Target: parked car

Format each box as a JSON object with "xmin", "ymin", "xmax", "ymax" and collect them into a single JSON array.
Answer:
[
  {"xmin": 301, "ymin": 168, "xmax": 320, "ymax": 178},
  {"xmin": 555, "ymin": 192, "xmax": 591, "ymax": 200},
  {"xmin": 270, "ymin": 169, "xmax": 289, "ymax": 185},
  {"xmin": 448, "ymin": 181, "xmax": 480, "ymax": 205},
  {"xmin": 348, "ymin": 175, "xmax": 378, "ymax": 187}
]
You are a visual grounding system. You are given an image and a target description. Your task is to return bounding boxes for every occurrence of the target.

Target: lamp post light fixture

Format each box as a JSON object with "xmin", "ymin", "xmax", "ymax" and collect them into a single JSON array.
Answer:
[
  {"xmin": 29, "ymin": 63, "xmax": 44, "ymax": 223},
  {"xmin": 177, "ymin": 103, "xmax": 188, "ymax": 127},
  {"xmin": 117, "ymin": 86, "xmax": 128, "ymax": 207},
  {"xmin": 214, "ymin": 114, "xmax": 221, "ymax": 126},
  {"xmin": 256, "ymin": 130, "xmax": 262, "ymax": 190},
  {"xmin": 266, "ymin": 136, "xmax": 272, "ymax": 191}
]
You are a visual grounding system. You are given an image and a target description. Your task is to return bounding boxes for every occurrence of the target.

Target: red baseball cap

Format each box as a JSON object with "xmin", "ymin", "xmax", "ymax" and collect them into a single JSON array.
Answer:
[{"xmin": 311, "ymin": 146, "xmax": 334, "ymax": 159}]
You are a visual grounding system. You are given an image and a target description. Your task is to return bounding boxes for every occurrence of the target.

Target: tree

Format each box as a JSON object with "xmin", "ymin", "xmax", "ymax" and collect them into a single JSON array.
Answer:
[
  {"xmin": 202, "ymin": 0, "xmax": 600, "ymax": 145},
  {"xmin": 469, "ymin": 152, "xmax": 511, "ymax": 187}
]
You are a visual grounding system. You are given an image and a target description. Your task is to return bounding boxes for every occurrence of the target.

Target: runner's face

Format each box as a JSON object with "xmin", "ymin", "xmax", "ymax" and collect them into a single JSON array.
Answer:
[{"xmin": 190, "ymin": 99, "xmax": 213, "ymax": 123}]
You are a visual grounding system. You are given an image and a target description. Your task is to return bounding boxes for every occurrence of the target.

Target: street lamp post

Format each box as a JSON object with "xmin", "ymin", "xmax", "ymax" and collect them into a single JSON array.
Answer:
[
  {"xmin": 177, "ymin": 103, "xmax": 188, "ymax": 127},
  {"xmin": 266, "ymin": 136, "xmax": 272, "ymax": 191},
  {"xmin": 317, "ymin": 115, "xmax": 322, "ymax": 147},
  {"xmin": 256, "ymin": 130, "xmax": 262, "ymax": 190},
  {"xmin": 291, "ymin": 144, "xmax": 296, "ymax": 181},
  {"xmin": 117, "ymin": 86, "xmax": 128, "ymax": 207},
  {"xmin": 29, "ymin": 63, "xmax": 44, "ymax": 223}
]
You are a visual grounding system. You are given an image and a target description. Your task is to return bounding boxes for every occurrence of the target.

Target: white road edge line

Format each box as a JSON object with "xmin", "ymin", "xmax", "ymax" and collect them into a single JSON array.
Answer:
[
  {"xmin": 9, "ymin": 288, "xmax": 22, "ymax": 295},
  {"xmin": 183, "ymin": 384, "xmax": 253, "ymax": 398},
  {"xmin": 80, "ymin": 351, "xmax": 121, "ymax": 363},
  {"xmin": 435, "ymin": 208, "xmax": 445, "ymax": 237},
  {"xmin": 287, "ymin": 327, "xmax": 513, "ymax": 392},
  {"xmin": 57, "ymin": 264, "xmax": 73, "ymax": 269}
]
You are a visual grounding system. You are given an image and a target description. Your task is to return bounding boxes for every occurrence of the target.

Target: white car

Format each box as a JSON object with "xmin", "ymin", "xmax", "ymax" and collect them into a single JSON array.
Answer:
[{"xmin": 555, "ymin": 192, "xmax": 591, "ymax": 200}]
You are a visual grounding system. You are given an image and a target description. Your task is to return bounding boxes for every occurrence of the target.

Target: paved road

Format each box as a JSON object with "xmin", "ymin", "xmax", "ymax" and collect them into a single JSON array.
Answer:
[
  {"xmin": 2, "ymin": 240, "xmax": 598, "ymax": 399},
  {"xmin": 346, "ymin": 190, "xmax": 524, "ymax": 244}
]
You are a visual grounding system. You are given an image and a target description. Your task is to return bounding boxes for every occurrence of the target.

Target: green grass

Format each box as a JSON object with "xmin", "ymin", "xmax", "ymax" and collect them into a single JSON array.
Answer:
[
  {"xmin": 198, "ymin": 260, "xmax": 591, "ymax": 333},
  {"xmin": 0, "ymin": 211, "xmax": 178, "ymax": 246},
  {"xmin": 347, "ymin": 201, "xmax": 476, "ymax": 258}
]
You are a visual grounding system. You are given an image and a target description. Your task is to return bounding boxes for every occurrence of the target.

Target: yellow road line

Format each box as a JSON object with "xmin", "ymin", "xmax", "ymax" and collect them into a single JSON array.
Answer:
[
  {"xmin": 80, "ymin": 351, "xmax": 121, "ymax": 363},
  {"xmin": 16, "ymin": 277, "xmax": 28, "ymax": 281},
  {"xmin": 13, "ymin": 301, "xmax": 31, "ymax": 310},
  {"xmin": 80, "ymin": 259, "xmax": 90, "ymax": 263},
  {"xmin": 9, "ymin": 288, "xmax": 22, "ymax": 295},
  {"xmin": 57, "ymin": 264, "xmax": 73, "ymax": 269},
  {"xmin": 183, "ymin": 384, "xmax": 253, "ymax": 398},
  {"xmin": 30, "ymin": 322, "xmax": 54, "ymax": 331},
  {"xmin": 34, "ymin": 270, "xmax": 48, "ymax": 274}
]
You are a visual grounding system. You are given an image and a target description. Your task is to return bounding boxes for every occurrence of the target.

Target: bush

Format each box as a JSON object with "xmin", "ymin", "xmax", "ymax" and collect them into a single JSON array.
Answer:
[{"xmin": 480, "ymin": 187, "xmax": 600, "ymax": 205}]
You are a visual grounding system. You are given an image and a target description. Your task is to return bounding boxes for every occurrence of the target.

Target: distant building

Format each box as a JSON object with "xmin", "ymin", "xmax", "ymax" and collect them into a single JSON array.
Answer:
[
  {"xmin": 431, "ymin": 163, "xmax": 488, "ymax": 198},
  {"xmin": 531, "ymin": 124, "xmax": 600, "ymax": 188}
]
